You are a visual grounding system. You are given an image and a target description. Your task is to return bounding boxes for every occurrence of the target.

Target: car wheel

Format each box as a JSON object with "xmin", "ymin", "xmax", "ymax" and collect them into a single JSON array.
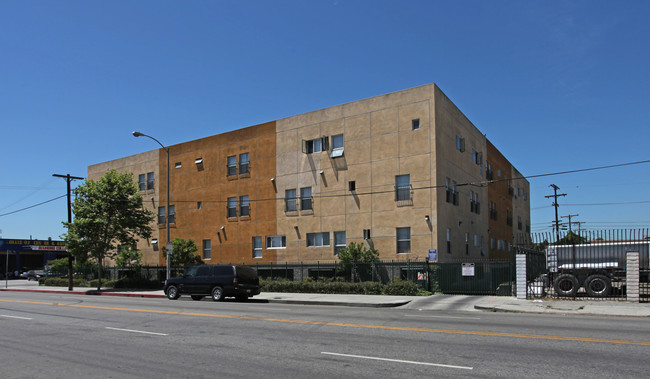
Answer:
[
  {"xmin": 553, "ymin": 274, "xmax": 579, "ymax": 297},
  {"xmin": 166, "ymin": 285, "xmax": 180, "ymax": 300},
  {"xmin": 584, "ymin": 274, "xmax": 611, "ymax": 297},
  {"xmin": 191, "ymin": 295, "xmax": 204, "ymax": 301},
  {"xmin": 211, "ymin": 286, "xmax": 224, "ymax": 301}
]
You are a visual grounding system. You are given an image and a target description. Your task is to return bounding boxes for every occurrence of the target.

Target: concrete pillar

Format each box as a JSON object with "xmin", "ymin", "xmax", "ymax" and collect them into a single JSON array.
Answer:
[
  {"xmin": 626, "ymin": 252, "xmax": 640, "ymax": 303},
  {"xmin": 516, "ymin": 254, "xmax": 527, "ymax": 299}
]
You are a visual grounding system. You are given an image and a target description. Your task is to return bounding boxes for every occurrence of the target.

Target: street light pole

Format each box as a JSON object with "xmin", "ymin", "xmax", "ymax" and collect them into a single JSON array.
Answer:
[{"xmin": 133, "ymin": 131, "xmax": 171, "ymax": 281}]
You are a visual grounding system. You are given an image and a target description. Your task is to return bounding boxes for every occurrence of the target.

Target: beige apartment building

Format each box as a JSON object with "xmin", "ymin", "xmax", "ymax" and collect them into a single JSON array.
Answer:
[{"xmin": 88, "ymin": 84, "xmax": 530, "ymax": 266}]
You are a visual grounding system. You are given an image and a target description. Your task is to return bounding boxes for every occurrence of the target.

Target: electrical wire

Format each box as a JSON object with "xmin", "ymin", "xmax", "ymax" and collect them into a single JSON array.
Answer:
[{"xmin": 0, "ymin": 195, "xmax": 67, "ymax": 217}]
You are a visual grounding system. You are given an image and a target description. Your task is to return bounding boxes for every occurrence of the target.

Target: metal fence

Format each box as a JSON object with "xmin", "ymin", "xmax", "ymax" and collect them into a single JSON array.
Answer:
[
  {"xmin": 641, "ymin": 269, "xmax": 650, "ymax": 303},
  {"xmin": 98, "ymin": 259, "xmax": 515, "ymax": 296},
  {"xmin": 524, "ymin": 229, "xmax": 650, "ymax": 301}
]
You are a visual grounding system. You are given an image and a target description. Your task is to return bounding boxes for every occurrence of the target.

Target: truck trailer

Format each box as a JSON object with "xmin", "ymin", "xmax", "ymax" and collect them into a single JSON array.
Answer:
[{"xmin": 546, "ymin": 241, "xmax": 649, "ymax": 297}]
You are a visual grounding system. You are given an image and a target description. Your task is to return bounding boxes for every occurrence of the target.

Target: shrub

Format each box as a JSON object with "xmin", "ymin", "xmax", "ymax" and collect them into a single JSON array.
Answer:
[
  {"xmin": 383, "ymin": 279, "xmax": 419, "ymax": 296},
  {"xmin": 260, "ymin": 278, "xmax": 421, "ymax": 296}
]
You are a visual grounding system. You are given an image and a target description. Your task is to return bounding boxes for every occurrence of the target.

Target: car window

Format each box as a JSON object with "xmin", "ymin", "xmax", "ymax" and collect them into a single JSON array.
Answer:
[
  {"xmin": 235, "ymin": 266, "xmax": 258, "ymax": 280},
  {"xmin": 184, "ymin": 266, "xmax": 199, "ymax": 277},
  {"xmin": 214, "ymin": 266, "xmax": 233, "ymax": 275}
]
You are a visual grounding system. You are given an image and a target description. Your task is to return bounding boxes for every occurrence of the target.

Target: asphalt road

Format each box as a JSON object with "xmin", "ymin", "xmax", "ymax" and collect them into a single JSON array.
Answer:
[{"xmin": 1, "ymin": 291, "xmax": 648, "ymax": 378}]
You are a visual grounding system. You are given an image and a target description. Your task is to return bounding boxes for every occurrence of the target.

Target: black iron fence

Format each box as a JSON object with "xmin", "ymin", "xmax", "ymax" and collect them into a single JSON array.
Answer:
[
  {"xmin": 95, "ymin": 259, "xmax": 514, "ymax": 296},
  {"xmin": 524, "ymin": 229, "xmax": 650, "ymax": 300}
]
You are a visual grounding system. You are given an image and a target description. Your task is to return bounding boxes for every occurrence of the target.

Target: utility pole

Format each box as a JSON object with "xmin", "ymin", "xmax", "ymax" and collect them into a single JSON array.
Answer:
[
  {"xmin": 545, "ymin": 184, "xmax": 566, "ymax": 243},
  {"xmin": 53, "ymin": 173, "xmax": 84, "ymax": 291},
  {"xmin": 561, "ymin": 214, "xmax": 579, "ymax": 233}
]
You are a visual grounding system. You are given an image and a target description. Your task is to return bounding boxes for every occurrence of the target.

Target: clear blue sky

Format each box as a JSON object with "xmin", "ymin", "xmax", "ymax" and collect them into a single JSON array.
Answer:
[{"xmin": 1, "ymin": 0, "xmax": 649, "ymax": 240}]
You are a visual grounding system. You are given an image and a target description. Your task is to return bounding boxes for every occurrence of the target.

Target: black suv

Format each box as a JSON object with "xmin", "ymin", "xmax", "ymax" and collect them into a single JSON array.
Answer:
[{"xmin": 163, "ymin": 265, "xmax": 260, "ymax": 301}]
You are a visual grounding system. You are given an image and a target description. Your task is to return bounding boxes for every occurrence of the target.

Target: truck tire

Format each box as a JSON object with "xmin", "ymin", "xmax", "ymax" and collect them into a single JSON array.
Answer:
[
  {"xmin": 553, "ymin": 274, "xmax": 579, "ymax": 297},
  {"xmin": 584, "ymin": 274, "xmax": 611, "ymax": 297}
]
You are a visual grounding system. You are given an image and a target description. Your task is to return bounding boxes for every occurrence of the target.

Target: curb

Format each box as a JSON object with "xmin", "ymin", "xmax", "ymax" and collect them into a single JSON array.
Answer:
[
  {"xmin": 0, "ymin": 288, "xmax": 165, "ymax": 299},
  {"xmin": 265, "ymin": 298, "xmax": 412, "ymax": 308}
]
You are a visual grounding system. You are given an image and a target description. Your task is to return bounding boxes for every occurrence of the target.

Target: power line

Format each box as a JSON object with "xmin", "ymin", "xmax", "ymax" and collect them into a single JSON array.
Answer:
[{"xmin": 0, "ymin": 195, "xmax": 67, "ymax": 217}]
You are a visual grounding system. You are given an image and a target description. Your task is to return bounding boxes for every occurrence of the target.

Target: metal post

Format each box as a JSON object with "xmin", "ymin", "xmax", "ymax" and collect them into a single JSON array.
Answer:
[
  {"xmin": 133, "ymin": 132, "xmax": 171, "ymax": 281},
  {"xmin": 53, "ymin": 173, "xmax": 84, "ymax": 291}
]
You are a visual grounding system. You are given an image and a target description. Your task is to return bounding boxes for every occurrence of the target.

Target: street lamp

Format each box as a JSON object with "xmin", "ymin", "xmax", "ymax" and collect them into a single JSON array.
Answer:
[{"xmin": 133, "ymin": 131, "xmax": 171, "ymax": 281}]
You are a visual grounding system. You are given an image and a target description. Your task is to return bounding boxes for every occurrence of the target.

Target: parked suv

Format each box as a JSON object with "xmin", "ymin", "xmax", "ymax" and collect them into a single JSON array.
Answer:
[{"xmin": 163, "ymin": 265, "xmax": 260, "ymax": 301}]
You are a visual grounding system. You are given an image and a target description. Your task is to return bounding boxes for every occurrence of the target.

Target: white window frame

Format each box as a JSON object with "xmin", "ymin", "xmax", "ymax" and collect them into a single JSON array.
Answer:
[
  {"xmin": 203, "ymin": 239, "xmax": 211, "ymax": 260},
  {"xmin": 253, "ymin": 236, "xmax": 263, "ymax": 258},
  {"xmin": 396, "ymin": 227, "xmax": 411, "ymax": 254},
  {"xmin": 306, "ymin": 232, "xmax": 330, "ymax": 247},
  {"xmin": 266, "ymin": 235, "xmax": 286, "ymax": 249},
  {"xmin": 334, "ymin": 231, "xmax": 346, "ymax": 255}
]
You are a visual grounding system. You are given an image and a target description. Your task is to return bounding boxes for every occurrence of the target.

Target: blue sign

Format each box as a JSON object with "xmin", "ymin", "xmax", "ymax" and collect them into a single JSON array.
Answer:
[{"xmin": 428, "ymin": 249, "xmax": 437, "ymax": 261}]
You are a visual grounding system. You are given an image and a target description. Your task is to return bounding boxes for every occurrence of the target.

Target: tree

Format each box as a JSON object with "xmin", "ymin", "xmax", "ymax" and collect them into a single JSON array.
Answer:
[
  {"xmin": 554, "ymin": 231, "xmax": 587, "ymax": 245},
  {"xmin": 337, "ymin": 242, "xmax": 380, "ymax": 282},
  {"xmin": 63, "ymin": 169, "xmax": 154, "ymax": 290},
  {"xmin": 163, "ymin": 238, "xmax": 204, "ymax": 267},
  {"xmin": 115, "ymin": 245, "xmax": 143, "ymax": 269}
]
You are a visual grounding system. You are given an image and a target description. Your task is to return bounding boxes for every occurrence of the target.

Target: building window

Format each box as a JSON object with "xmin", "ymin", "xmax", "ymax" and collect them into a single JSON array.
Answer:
[
  {"xmin": 157, "ymin": 207, "xmax": 165, "ymax": 225},
  {"xmin": 240, "ymin": 195, "xmax": 250, "ymax": 217},
  {"xmin": 303, "ymin": 137, "xmax": 329, "ymax": 154},
  {"xmin": 203, "ymin": 239, "xmax": 211, "ymax": 260},
  {"xmin": 307, "ymin": 232, "xmax": 330, "ymax": 247},
  {"xmin": 446, "ymin": 228, "xmax": 452, "ymax": 254},
  {"xmin": 227, "ymin": 155, "xmax": 237, "ymax": 176},
  {"xmin": 285, "ymin": 189, "xmax": 297, "ymax": 212},
  {"xmin": 138, "ymin": 174, "xmax": 146, "ymax": 191},
  {"xmin": 331, "ymin": 134, "xmax": 344, "ymax": 158},
  {"xmin": 227, "ymin": 197, "xmax": 237, "ymax": 218},
  {"xmin": 253, "ymin": 236, "xmax": 262, "ymax": 258},
  {"xmin": 489, "ymin": 201, "xmax": 497, "ymax": 220},
  {"xmin": 465, "ymin": 232, "xmax": 470, "ymax": 255},
  {"xmin": 470, "ymin": 191, "xmax": 480, "ymax": 214},
  {"xmin": 518, "ymin": 216, "xmax": 522, "ymax": 231},
  {"xmin": 266, "ymin": 235, "xmax": 286, "ymax": 249},
  {"xmin": 486, "ymin": 161, "xmax": 493, "ymax": 180},
  {"xmin": 146, "ymin": 172, "xmax": 154, "ymax": 190},
  {"xmin": 239, "ymin": 153, "xmax": 250, "ymax": 175},
  {"xmin": 334, "ymin": 231, "xmax": 346, "ymax": 255},
  {"xmin": 446, "ymin": 178, "xmax": 458, "ymax": 205},
  {"xmin": 175, "ymin": 162, "xmax": 182, "ymax": 169},
  {"xmin": 197, "ymin": 201, "xmax": 202, "ymax": 210},
  {"xmin": 300, "ymin": 187, "xmax": 312, "ymax": 211},
  {"xmin": 168, "ymin": 205, "xmax": 175, "ymax": 224},
  {"xmin": 506, "ymin": 209, "xmax": 513, "ymax": 226},
  {"xmin": 396, "ymin": 227, "xmax": 411, "ymax": 254},
  {"xmin": 412, "ymin": 119, "xmax": 420, "ymax": 130},
  {"xmin": 472, "ymin": 150, "xmax": 482, "ymax": 166},
  {"xmin": 395, "ymin": 174, "xmax": 411, "ymax": 202},
  {"xmin": 456, "ymin": 135, "xmax": 465, "ymax": 152}
]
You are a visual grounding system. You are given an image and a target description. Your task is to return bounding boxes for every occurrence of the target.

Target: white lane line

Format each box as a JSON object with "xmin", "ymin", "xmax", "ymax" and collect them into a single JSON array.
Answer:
[
  {"xmin": 105, "ymin": 327, "xmax": 168, "ymax": 336},
  {"xmin": 1, "ymin": 314, "xmax": 33, "ymax": 320},
  {"xmin": 403, "ymin": 314, "xmax": 481, "ymax": 320},
  {"xmin": 321, "ymin": 352, "xmax": 473, "ymax": 370}
]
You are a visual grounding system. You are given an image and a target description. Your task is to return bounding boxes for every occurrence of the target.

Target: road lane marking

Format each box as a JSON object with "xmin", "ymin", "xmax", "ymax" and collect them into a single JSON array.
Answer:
[
  {"xmin": 403, "ymin": 314, "xmax": 481, "ymax": 320},
  {"xmin": 1, "ymin": 314, "xmax": 33, "ymax": 320},
  {"xmin": 105, "ymin": 327, "xmax": 168, "ymax": 336},
  {"xmin": 322, "ymin": 352, "xmax": 473, "ymax": 370},
  {"xmin": 1, "ymin": 299, "xmax": 649, "ymax": 346}
]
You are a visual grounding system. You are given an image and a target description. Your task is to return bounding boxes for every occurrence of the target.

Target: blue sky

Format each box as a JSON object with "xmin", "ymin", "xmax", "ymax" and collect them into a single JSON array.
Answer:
[{"xmin": 1, "ymin": 0, "xmax": 649, "ymax": 240}]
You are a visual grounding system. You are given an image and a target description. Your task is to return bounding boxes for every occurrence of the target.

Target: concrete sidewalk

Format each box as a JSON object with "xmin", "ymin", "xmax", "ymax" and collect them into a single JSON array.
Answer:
[{"xmin": 2, "ymin": 281, "xmax": 649, "ymax": 316}]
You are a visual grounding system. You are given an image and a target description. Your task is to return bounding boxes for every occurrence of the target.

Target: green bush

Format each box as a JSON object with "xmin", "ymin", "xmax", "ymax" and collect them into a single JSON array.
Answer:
[
  {"xmin": 260, "ymin": 279, "xmax": 422, "ymax": 296},
  {"xmin": 41, "ymin": 277, "xmax": 87, "ymax": 287},
  {"xmin": 383, "ymin": 279, "xmax": 420, "ymax": 296}
]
